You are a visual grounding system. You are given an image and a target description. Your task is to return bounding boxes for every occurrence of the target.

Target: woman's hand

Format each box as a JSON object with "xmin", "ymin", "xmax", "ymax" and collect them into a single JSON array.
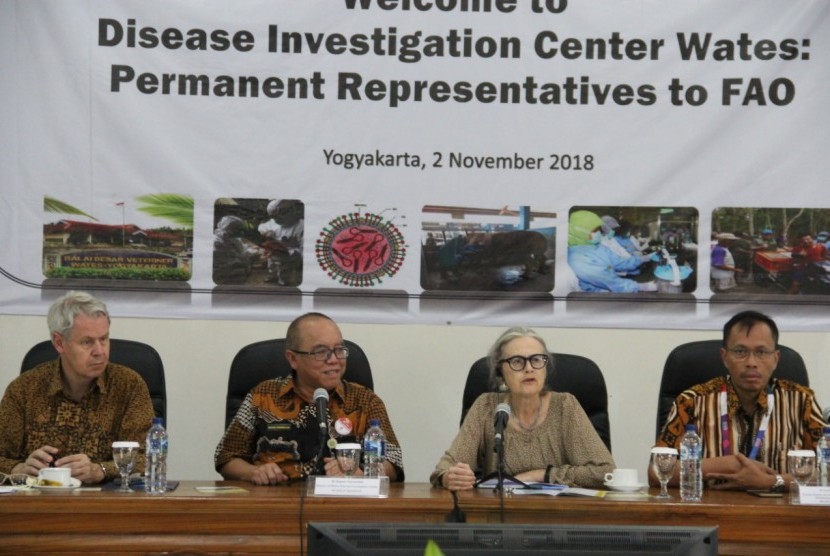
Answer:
[
  {"xmin": 515, "ymin": 468, "xmax": 547, "ymax": 484},
  {"xmin": 442, "ymin": 463, "xmax": 476, "ymax": 491}
]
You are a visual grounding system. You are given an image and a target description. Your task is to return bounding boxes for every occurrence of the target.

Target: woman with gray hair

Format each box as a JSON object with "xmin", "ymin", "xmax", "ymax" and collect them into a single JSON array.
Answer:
[{"xmin": 430, "ymin": 327, "xmax": 614, "ymax": 490}]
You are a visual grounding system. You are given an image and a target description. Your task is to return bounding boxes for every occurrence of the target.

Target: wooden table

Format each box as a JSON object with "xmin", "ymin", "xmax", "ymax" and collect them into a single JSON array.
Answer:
[{"xmin": 1, "ymin": 482, "xmax": 828, "ymax": 555}]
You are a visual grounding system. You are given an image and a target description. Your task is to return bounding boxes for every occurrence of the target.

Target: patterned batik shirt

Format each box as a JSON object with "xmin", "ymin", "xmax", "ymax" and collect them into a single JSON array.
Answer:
[
  {"xmin": 656, "ymin": 375, "xmax": 827, "ymax": 473},
  {"xmin": 215, "ymin": 376, "xmax": 404, "ymax": 481},
  {"xmin": 0, "ymin": 359, "xmax": 155, "ymax": 479}
]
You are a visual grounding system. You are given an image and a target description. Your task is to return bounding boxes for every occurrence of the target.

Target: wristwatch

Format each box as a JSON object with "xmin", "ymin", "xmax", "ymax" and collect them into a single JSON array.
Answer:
[{"xmin": 771, "ymin": 474, "xmax": 785, "ymax": 493}]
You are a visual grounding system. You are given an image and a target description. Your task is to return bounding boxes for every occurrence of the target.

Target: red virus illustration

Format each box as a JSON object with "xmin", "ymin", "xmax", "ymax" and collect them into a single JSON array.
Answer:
[{"xmin": 316, "ymin": 211, "xmax": 407, "ymax": 287}]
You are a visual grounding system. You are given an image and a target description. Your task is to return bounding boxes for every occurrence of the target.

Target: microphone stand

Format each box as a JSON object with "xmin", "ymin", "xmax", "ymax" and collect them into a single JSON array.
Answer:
[
  {"xmin": 313, "ymin": 420, "xmax": 329, "ymax": 477},
  {"xmin": 494, "ymin": 437, "xmax": 509, "ymax": 523},
  {"xmin": 474, "ymin": 437, "xmax": 525, "ymax": 523},
  {"xmin": 475, "ymin": 404, "xmax": 524, "ymax": 522},
  {"xmin": 314, "ymin": 435, "xmax": 327, "ymax": 477},
  {"xmin": 495, "ymin": 436, "xmax": 507, "ymax": 492},
  {"xmin": 475, "ymin": 438, "xmax": 525, "ymax": 491}
]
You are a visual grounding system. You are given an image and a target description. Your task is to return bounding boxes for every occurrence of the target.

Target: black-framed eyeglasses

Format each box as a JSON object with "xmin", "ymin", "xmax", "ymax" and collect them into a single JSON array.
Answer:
[
  {"xmin": 290, "ymin": 346, "xmax": 349, "ymax": 361},
  {"xmin": 725, "ymin": 347, "xmax": 777, "ymax": 361},
  {"xmin": 499, "ymin": 354, "xmax": 549, "ymax": 372}
]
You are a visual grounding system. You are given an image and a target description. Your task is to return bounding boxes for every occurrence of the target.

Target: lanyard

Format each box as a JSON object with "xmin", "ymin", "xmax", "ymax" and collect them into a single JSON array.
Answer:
[
  {"xmin": 719, "ymin": 386, "xmax": 731, "ymax": 455},
  {"xmin": 720, "ymin": 384, "xmax": 774, "ymax": 460}
]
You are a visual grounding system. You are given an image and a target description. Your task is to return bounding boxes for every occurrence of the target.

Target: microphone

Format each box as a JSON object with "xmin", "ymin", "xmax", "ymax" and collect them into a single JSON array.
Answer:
[
  {"xmin": 493, "ymin": 403, "xmax": 512, "ymax": 503},
  {"xmin": 312, "ymin": 388, "xmax": 329, "ymax": 477},
  {"xmin": 494, "ymin": 403, "xmax": 511, "ymax": 447},
  {"xmin": 313, "ymin": 388, "xmax": 329, "ymax": 438}
]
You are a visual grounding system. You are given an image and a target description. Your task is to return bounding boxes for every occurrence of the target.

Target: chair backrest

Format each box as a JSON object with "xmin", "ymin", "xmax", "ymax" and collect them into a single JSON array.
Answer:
[
  {"xmin": 225, "ymin": 338, "xmax": 373, "ymax": 429},
  {"xmin": 462, "ymin": 353, "xmax": 612, "ymax": 453},
  {"xmin": 20, "ymin": 338, "xmax": 167, "ymax": 423},
  {"xmin": 655, "ymin": 339, "xmax": 809, "ymax": 439}
]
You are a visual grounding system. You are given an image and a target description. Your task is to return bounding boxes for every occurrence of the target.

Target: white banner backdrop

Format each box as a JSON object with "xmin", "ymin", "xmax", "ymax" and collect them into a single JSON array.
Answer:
[{"xmin": 1, "ymin": 0, "xmax": 829, "ymax": 329}]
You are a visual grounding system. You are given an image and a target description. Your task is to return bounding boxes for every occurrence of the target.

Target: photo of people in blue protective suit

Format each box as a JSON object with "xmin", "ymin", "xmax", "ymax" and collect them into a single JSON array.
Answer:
[{"xmin": 567, "ymin": 207, "xmax": 698, "ymax": 294}]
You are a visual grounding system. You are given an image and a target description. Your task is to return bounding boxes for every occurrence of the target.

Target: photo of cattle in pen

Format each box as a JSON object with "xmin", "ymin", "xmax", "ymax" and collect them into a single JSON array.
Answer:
[{"xmin": 420, "ymin": 205, "xmax": 555, "ymax": 293}]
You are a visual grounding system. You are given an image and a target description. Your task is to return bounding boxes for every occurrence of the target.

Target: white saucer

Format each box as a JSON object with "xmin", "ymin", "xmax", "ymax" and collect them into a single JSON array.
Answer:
[
  {"xmin": 604, "ymin": 481, "xmax": 647, "ymax": 492},
  {"xmin": 34, "ymin": 477, "xmax": 81, "ymax": 491}
]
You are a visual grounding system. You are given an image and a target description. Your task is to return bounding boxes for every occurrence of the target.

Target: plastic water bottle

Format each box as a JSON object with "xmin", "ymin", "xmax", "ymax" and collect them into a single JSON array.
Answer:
[
  {"xmin": 362, "ymin": 419, "xmax": 387, "ymax": 478},
  {"xmin": 145, "ymin": 417, "xmax": 168, "ymax": 494},
  {"xmin": 679, "ymin": 424, "xmax": 703, "ymax": 502},
  {"xmin": 817, "ymin": 426, "xmax": 830, "ymax": 487}
]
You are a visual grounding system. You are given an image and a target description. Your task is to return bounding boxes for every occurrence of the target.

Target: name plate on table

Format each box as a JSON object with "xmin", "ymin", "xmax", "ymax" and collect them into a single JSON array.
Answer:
[
  {"xmin": 307, "ymin": 476, "xmax": 389, "ymax": 498},
  {"xmin": 795, "ymin": 486, "xmax": 830, "ymax": 505}
]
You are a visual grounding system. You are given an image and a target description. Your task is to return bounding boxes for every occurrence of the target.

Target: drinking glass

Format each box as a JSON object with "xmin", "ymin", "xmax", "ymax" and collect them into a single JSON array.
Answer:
[
  {"xmin": 651, "ymin": 447, "xmax": 678, "ymax": 499},
  {"xmin": 788, "ymin": 449, "xmax": 816, "ymax": 503},
  {"xmin": 335, "ymin": 443, "xmax": 361, "ymax": 477},
  {"xmin": 112, "ymin": 441, "xmax": 140, "ymax": 492}
]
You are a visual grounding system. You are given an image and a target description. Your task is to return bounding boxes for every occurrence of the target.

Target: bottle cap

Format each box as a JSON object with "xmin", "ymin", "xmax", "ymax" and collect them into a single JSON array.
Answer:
[
  {"xmin": 684, "ymin": 424, "xmax": 697, "ymax": 432},
  {"xmin": 369, "ymin": 418, "xmax": 380, "ymax": 427}
]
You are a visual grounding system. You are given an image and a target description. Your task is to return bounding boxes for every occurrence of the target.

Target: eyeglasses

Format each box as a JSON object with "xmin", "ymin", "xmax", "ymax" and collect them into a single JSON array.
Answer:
[
  {"xmin": 290, "ymin": 346, "xmax": 349, "ymax": 361},
  {"xmin": 499, "ymin": 354, "xmax": 549, "ymax": 372},
  {"xmin": 725, "ymin": 347, "xmax": 777, "ymax": 361},
  {"xmin": 0, "ymin": 472, "xmax": 32, "ymax": 487}
]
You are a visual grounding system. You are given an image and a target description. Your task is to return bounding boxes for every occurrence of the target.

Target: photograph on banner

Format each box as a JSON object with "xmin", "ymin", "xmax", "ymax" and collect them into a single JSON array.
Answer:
[
  {"xmin": 419, "ymin": 205, "xmax": 555, "ymax": 293},
  {"xmin": 314, "ymin": 208, "xmax": 408, "ymax": 290},
  {"xmin": 566, "ymin": 207, "xmax": 698, "ymax": 295},
  {"xmin": 710, "ymin": 207, "xmax": 830, "ymax": 297},
  {"xmin": 42, "ymin": 194, "xmax": 193, "ymax": 283},
  {"xmin": 212, "ymin": 198, "xmax": 304, "ymax": 288}
]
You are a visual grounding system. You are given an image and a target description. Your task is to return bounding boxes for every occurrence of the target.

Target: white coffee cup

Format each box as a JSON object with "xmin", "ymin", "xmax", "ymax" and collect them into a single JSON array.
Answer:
[
  {"xmin": 604, "ymin": 468, "xmax": 639, "ymax": 486},
  {"xmin": 38, "ymin": 466, "xmax": 71, "ymax": 486}
]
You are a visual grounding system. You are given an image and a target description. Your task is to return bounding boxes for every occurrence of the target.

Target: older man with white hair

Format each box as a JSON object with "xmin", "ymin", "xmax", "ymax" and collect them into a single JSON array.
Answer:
[{"xmin": 0, "ymin": 291, "xmax": 154, "ymax": 484}]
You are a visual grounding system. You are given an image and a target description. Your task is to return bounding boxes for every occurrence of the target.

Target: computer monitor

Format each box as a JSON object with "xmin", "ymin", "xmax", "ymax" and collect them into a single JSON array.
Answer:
[{"xmin": 307, "ymin": 522, "xmax": 718, "ymax": 556}]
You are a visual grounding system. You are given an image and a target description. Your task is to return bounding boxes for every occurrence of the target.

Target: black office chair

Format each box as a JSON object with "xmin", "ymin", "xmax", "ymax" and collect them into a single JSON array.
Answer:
[
  {"xmin": 225, "ymin": 338, "xmax": 373, "ymax": 429},
  {"xmin": 20, "ymin": 339, "xmax": 167, "ymax": 423},
  {"xmin": 462, "ymin": 353, "xmax": 612, "ymax": 453},
  {"xmin": 655, "ymin": 340, "xmax": 809, "ymax": 439}
]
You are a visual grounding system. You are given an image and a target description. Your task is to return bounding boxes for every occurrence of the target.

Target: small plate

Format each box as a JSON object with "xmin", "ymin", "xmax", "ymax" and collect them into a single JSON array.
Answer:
[
  {"xmin": 34, "ymin": 477, "xmax": 81, "ymax": 491},
  {"xmin": 604, "ymin": 482, "xmax": 647, "ymax": 492}
]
